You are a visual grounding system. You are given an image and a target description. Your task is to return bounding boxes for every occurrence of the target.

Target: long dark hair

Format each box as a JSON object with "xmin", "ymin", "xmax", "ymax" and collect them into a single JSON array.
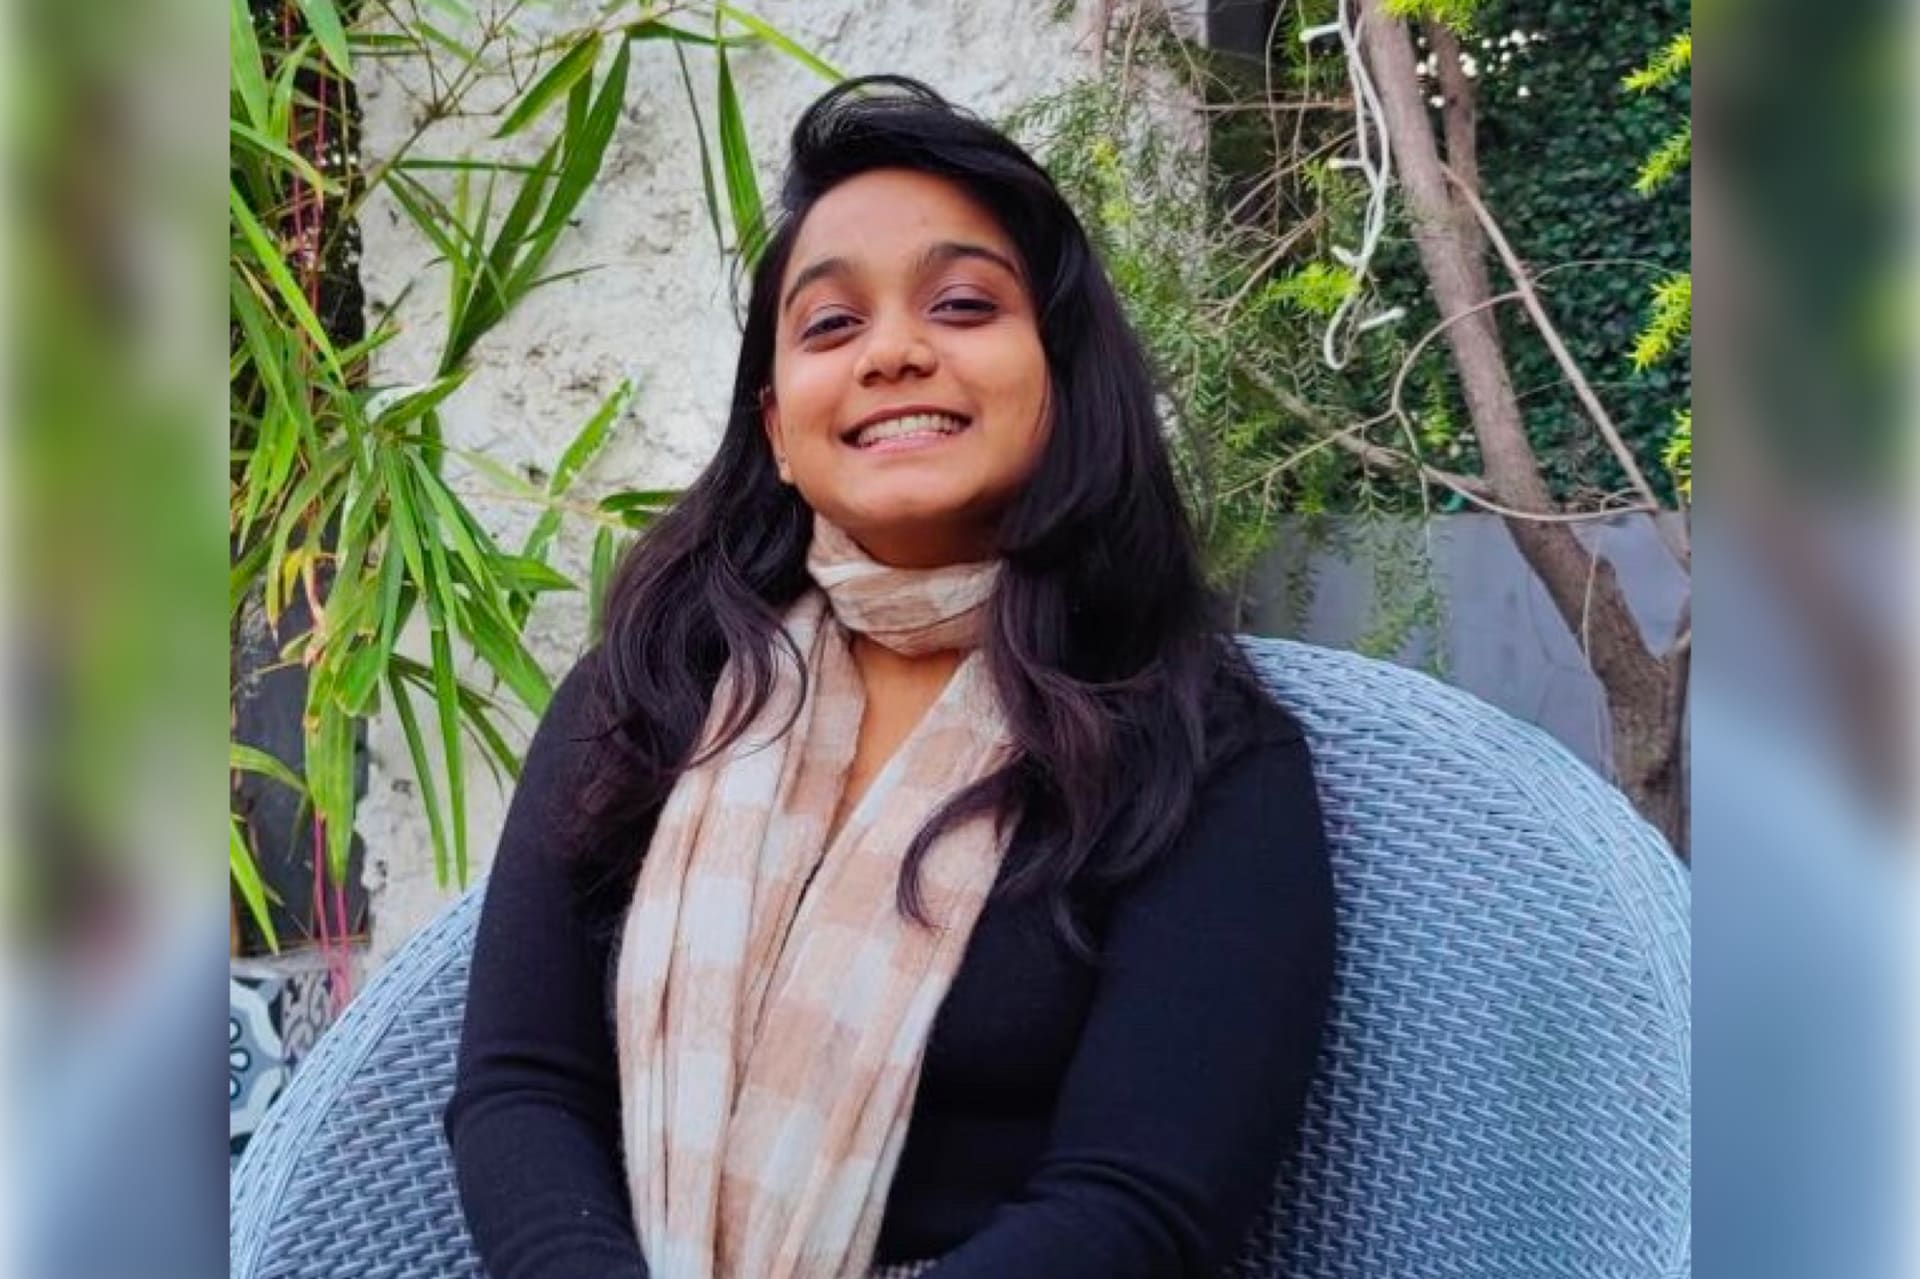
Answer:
[{"xmin": 577, "ymin": 76, "xmax": 1293, "ymax": 945}]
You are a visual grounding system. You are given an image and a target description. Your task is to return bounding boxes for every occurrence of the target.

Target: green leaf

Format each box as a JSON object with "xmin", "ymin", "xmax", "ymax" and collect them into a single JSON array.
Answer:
[
  {"xmin": 429, "ymin": 624, "xmax": 468, "ymax": 884},
  {"xmin": 522, "ymin": 39, "xmax": 629, "ymax": 254},
  {"xmin": 625, "ymin": 19, "xmax": 745, "ymax": 48},
  {"xmin": 230, "ymin": 119, "xmax": 339, "ymax": 195},
  {"xmin": 407, "ymin": 452, "xmax": 499, "ymax": 607},
  {"xmin": 229, "ymin": 186, "xmax": 346, "ymax": 383},
  {"xmin": 715, "ymin": 4, "xmax": 844, "ymax": 82},
  {"xmin": 230, "ymin": 816, "xmax": 281, "ymax": 951},
  {"xmin": 294, "ymin": 0, "xmax": 353, "ymax": 76},
  {"xmin": 335, "ymin": 639, "xmax": 387, "ymax": 716},
  {"xmin": 231, "ymin": 742, "xmax": 309, "ymax": 795},
  {"xmin": 495, "ymin": 556, "xmax": 576, "ymax": 593},
  {"xmin": 597, "ymin": 488, "xmax": 678, "ymax": 528},
  {"xmin": 673, "ymin": 43, "xmax": 726, "ymax": 259},
  {"xmin": 364, "ymin": 372, "xmax": 470, "ymax": 428},
  {"xmin": 305, "ymin": 701, "xmax": 357, "ymax": 885},
  {"xmin": 714, "ymin": 45, "xmax": 766, "ymax": 265},
  {"xmin": 229, "ymin": 0, "xmax": 270, "ymax": 130},
  {"xmin": 550, "ymin": 379, "xmax": 631, "ymax": 495},
  {"xmin": 589, "ymin": 525, "xmax": 618, "ymax": 637},
  {"xmin": 386, "ymin": 670, "xmax": 454, "ymax": 886},
  {"xmin": 463, "ymin": 599, "xmax": 554, "ymax": 712},
  {"xmin": 230, "ymin": 537, "xmax": 271, "ymax": 619},
  {"xmin": 414, "ymin": 19, "xmax": 480, "ymax": 64},
  {"xmin": 495, "ymin": 32, "xmax": 602, "ymax": 139}
]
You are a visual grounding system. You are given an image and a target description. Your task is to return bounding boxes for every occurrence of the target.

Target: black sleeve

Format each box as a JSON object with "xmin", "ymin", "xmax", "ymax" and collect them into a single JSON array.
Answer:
[
  {"xmin": 920, "ymin": 734, "xmax": 1336, "ymax": 1279},
  {"xmin": 443, "ymin": 652, "xmax": 651, "ymax": 1279}
]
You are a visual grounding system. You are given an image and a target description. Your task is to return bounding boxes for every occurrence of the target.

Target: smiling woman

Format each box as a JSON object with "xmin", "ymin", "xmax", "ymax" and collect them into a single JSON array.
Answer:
[
  {"xmin": 765, "ymin": 168, "xmax": 1051, "ymax": 567},
  {"xmin": 444, "ymin": 77, "xmax": 1334, "ymax": 1279}
]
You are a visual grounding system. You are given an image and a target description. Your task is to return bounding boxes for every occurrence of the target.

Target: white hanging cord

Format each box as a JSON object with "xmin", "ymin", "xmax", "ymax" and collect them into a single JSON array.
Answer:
[{"xmin": 1301, "ymin": 0, "xmax": 1403, "ymax": 369}]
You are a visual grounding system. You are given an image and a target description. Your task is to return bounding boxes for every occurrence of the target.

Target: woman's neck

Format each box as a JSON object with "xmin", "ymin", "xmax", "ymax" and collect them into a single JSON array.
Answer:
[{"xmin": 850, "ymin": 633, "xmax": 968, "ymax": 692}]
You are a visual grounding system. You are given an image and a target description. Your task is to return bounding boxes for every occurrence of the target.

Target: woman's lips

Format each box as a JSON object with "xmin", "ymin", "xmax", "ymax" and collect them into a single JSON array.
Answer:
[{"xmin": 844, "ymin": 411, "xmax": 972, "ymax": 451}]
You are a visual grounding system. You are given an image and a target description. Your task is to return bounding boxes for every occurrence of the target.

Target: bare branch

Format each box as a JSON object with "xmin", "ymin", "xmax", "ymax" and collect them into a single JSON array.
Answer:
[{"xmin": 1439, "ymin": 164, "xmax": 1691, "ymax": 570}]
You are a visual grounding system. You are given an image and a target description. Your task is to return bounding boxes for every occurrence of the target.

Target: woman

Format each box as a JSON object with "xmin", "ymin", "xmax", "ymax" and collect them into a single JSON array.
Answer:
[{"xmin": 446, "ymin": 76, "xmax": 1334, "ymax": 1279}]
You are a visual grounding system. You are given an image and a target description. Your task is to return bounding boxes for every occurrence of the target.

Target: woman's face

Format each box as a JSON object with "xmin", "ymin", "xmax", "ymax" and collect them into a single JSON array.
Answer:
[{"xmin": 763, "ymin": 168, "xmax": 1051, "ymax": 568}]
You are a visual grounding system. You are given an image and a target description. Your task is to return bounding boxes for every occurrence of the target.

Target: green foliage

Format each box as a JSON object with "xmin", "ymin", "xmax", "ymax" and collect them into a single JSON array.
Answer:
[
  {"xmin": 1263, "ymin": 263, "xmax": 1359, "ymax": 318},
  {"xmin": 1662, "ymin": 408, "xmax": 1691, "ymax": 501},
  {"xmin": 1007, "ymin": 59, "xmax": 1407, "ymax": 590},
  {"xmin": 1622, "ymin": 30, "xmax": 1691, "ymax": 92},
  {"xmin": 1382, "ymin": 0, "xmax": 1482, "ymax": 32},
  {"xmin": 1633, "ymin": 117, "xmax": 1692, "ymax": 195},
  {"xmin": 1622, "ymin": 24, "xmax": 1692, "ymax": 431},
  {"xmin": 1456, "ymin": 0, "xmax": 1692, "ymax": 503},
  {"xmin": 228, "ymin": 1, "xmax": 835, "ymax": 947},
  {"xmin": 1632, "ymin": 272, "xmax": 1691, "ymax": 369}
]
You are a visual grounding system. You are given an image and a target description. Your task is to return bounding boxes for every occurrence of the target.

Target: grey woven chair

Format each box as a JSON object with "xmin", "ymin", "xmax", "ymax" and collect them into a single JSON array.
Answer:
[{"xmin": 230, "ymin": 637, "xmax": 1690, "ymax": 1278}]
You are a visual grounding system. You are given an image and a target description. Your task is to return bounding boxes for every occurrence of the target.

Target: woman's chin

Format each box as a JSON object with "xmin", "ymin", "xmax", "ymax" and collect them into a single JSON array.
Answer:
[{"xmin": 826, "ymin": 497, "xmax": 997, "ymax": 563}]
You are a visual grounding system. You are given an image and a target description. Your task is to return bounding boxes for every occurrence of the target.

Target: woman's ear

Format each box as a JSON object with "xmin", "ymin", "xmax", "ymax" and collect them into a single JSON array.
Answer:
[{"xmin": 760, "ymin": 388, "xmax": 792, "ymax": 484}]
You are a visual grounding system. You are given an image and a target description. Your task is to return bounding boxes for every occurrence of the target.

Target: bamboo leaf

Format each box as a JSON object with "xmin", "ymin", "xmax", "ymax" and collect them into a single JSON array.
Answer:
[
  {"xmin": 496, "ymin": 556, "xmax": 575, "ymax": 593},
  {"xmin": 588, "ymin": 525, "xmax": 618, "ymax": 636},
  {"xmin": 293, "ymin": 0, "xmax": 354, "ymax": 76},
  {"xmin": 463, "ymin": 600, "xmax": 554, "ymax": 712},
  {"xmin": 335, "ymin": 639, "xmax": 387, "ymax": 715},
  {"xmin": 429, "ymin": 625, "xmax": 468, "ymax": 883},
  {"xmin": 446, "ymin": 138, "xmax": 560, "ymax": 369},
  {"xmin": 306, "ymin": 701, "xmax": 357, "ymax": 885},
  {"xmin": 624, "ymin": 18, "xmax": 748, "ymax": 48},
  {"xmin": 393, "ymin": 657, "xmax": 524, "ymax": 785},
  {"xmin": 714, "ymin": 46, "xmax": 766, "ymax": 265},
  {"xmin": 231, "ymin": 119, "xmax": 340, "ymax": 195},
  {"xmin": 526, "ymin": 39, "xmax": 629, "ymax": 251},
  {"xmin": 229, "ymin": 185, "xmax": 346, "ymax": 382},
  {"xmin": 268, "ymin": 34, "xmax": 315, "ymax": 142},
  {"xmin": 229, "ymin": 0, "xmax": 270, "ymax": 130},
  {"xmin": 379, "ymin": 451, "xmax": 434, "ymax": 624},
  {"xmin": 231, "ymin": 743, "xmax": 309, "ymax": 795},
  {"xmin": 495, "ymin": 32, "xmax": 602, "ymax": 138},
  {"xmin": 230, "ymin": 817, "xmax": 281, "ymax": 951},
  {"xmin": 407, "ymin": 452, "xmax": 498, "ymax": 608},
  {"xmin": 715, "ymin": 4, "xmax": 844, "ymax": 82},
  {"xmin": 364, "ymin": 372, "xmax": 469, "ymax": 427},
  {"xmin": 672, "ymin": 43, "xmax": 726, "ymax": 259},
  {"xmin": 597, "ymin": 488, "xmax": 678, "ymax": 528},
  {"xmin": 231, "ymin": 537, "xmax": 271, "ymax": 619},
  {"xmin": 459, "ymin": 698, "xmax": 522, "ymax": 784},
  {"xmin": 394, "ymin": 157, "xmax": 563, "ymax": 177},
  {"xmin": 384, "ymin": 172, "xmax": 470, "ymax": 274},
  {"xmin": 386, "ymin": 670, "xmax": 453, "ymax": 886},
  {"xmin": 263, "ymin": 454, "xmax": 346, "ymax": 625},
  {"xmin": 414, "ymin": 19, "xmax": 480, "ymax": 63}
]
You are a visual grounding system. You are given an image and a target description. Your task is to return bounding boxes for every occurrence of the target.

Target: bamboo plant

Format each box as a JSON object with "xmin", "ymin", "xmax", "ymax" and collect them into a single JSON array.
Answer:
[{"xmin": 229, "ymin": 0, "xmax": 839, "ymax": 952}]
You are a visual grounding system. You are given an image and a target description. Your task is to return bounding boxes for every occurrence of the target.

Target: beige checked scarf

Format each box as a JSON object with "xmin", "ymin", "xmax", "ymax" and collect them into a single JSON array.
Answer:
[{"xmin": 614, "ymin": 515, "xmax": 1009, "ymax": 1279}]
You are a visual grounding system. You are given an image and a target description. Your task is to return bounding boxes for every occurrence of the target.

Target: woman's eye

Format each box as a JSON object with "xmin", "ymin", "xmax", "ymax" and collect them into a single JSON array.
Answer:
[
  {"xmin": 934, "ymin": 295, "xmax": 997, "ymax": 318},
  {"xmin": 800, "ymin": 313, "xmax": 858, "ymax": 341}
]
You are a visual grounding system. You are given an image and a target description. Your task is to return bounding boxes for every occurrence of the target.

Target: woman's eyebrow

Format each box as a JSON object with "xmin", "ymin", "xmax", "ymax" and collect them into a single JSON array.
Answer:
[
  {"xmin": 781, "ymin": 240, "xmax": 1023, "ymax": 315},
  {"xmin": 916, "ymin": 240, "xmax": 1023, "ymax": 284},
  {"xmin": 782, "ymin": 256, "xmax": 850, "ymax": 314}
]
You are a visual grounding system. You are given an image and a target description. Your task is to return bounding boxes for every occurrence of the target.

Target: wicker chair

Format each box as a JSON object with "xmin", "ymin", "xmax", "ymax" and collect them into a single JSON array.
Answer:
[{"xmin": 230, "ymin": 638, "xmax": 1690, "ymax": 1278}]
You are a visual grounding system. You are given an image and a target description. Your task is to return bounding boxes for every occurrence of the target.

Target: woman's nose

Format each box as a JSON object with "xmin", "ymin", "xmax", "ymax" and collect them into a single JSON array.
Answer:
[{"xmin": 856, "ymin": 314, "xmax": 938, "ymax": 385}]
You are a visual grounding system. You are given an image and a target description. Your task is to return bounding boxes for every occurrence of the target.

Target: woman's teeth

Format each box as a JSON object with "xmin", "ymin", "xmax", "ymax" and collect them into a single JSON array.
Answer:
[{"xmin": 852, "ymin": 413, "xmax": 966, "ymax": 448}]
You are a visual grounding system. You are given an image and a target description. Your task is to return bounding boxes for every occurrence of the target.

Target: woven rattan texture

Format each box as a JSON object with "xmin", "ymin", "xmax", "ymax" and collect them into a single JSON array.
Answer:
[{"xmin": 230, "ymin": 638, "xmax": 1689, "ymax": 1279}]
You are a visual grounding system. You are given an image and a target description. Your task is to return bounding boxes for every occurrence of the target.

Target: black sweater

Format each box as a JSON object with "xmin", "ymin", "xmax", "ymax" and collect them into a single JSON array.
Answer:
[{"xmin": 444, "ymin": 655, "xmax": 1334, "ymax": 1279}]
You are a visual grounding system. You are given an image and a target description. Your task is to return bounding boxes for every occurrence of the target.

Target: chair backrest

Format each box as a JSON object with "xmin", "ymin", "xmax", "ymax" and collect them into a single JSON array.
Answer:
[{"xmin": 230, "ymin": 638, "xmax": 1689, "ymax": 1279}]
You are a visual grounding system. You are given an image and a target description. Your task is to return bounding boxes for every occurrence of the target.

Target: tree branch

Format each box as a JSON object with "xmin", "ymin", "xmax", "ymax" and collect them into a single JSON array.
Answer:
[{"xmin": 1439, "ymin": 164, "xmax": 1691, "ymax": 570}]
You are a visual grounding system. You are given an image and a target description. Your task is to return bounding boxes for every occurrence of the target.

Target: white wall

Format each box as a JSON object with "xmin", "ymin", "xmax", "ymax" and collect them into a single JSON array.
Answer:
[{"xmin": 354, "ymin": 1, "xmax": 1120, "ymax": 965}]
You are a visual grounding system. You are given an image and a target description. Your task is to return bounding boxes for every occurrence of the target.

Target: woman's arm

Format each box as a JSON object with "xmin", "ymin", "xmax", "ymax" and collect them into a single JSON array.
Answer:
[
  {"xmin": 443, "ymin": 653, "xmax": 651, "ymax": 1279},
  {"xmin": 921, "ymin": 733, "xmax": 1335, "ymax": 1279}
]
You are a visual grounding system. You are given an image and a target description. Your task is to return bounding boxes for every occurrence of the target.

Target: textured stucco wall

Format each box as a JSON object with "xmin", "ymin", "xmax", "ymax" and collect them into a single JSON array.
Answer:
[{"xmin": 355, "ymin": 2, "xmax": 1126, "ymax": 966}]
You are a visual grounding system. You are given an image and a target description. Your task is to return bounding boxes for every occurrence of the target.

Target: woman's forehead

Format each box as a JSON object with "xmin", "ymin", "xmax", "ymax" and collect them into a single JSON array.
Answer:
[{"xmin": 785, "ymin": 169, "xmax": 1018, "ymax": 277}]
